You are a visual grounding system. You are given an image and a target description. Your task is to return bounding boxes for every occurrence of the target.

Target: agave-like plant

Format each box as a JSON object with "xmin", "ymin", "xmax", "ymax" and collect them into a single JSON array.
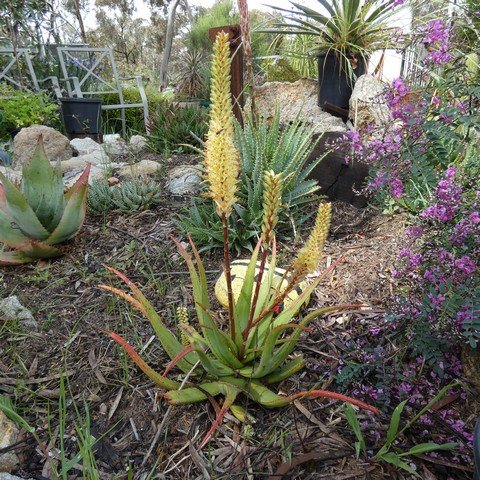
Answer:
[
  {"xmin": 102, "ymin": 32, "xmax": 378, "ymax": 449},
  {"xmin": 0, "ymin": 136, "xmax": 90, "ymax": 265}
]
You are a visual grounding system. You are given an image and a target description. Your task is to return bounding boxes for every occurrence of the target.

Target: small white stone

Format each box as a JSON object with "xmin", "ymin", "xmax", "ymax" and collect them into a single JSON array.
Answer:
[
  {"xmin": 118, "ymin": 160, "xmax": 160, "ymax": 178},
  {"xmin": 129, "ymin": 135, "xmax": 148, "ymax": 154},
  {"xmin": 0, "ymin": 296, "xmax": 37, "ymax": 330}
]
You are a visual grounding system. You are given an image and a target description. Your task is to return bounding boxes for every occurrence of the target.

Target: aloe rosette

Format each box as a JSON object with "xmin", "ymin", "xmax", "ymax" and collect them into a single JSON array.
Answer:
[
  {"xmin": 101, "ymin": 33, "xmax": 378, "ymax": 449},
  {"xmin": 0, "ymin": 135, "xmax": 90, "ymax": 264}
]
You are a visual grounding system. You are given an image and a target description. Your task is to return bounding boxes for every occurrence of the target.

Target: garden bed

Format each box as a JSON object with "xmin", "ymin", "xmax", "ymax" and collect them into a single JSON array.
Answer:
[{"xmin": 0, "ymin": 197, "xmax": 475, "ymax": 479}]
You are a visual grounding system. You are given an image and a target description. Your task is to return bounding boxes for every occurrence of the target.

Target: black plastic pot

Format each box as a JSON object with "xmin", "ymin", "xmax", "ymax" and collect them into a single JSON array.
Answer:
[
  {"xmin": 317, "ymin": 53, "xmax": 366, "ymax": 110},
  {"xmin": 60, "ymin": 98, "xmax": 103, "ymax": 136}
]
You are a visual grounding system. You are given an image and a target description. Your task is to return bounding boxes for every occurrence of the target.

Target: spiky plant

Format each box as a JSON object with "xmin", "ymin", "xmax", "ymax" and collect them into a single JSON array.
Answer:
[
  {"xmin": 0, "ymin": 135, "xmax": 90, "ymax": 265},
  {"xmin": 111, "ymin": 179, "xmax": 161, "ymax": 212},
  {"xmin": 102, "ymin": 33, "xmax": 377, "ymax": 449}
]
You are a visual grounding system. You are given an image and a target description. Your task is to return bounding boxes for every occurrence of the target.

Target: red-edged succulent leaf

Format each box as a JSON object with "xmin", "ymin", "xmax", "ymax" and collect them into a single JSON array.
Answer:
[
  {"xmin": 293, "ymin": 390, "xmax": 379, "ymax": 415},
  {"xmin": 46, "ymin": 164, "xmax": 90, "ymax": 245},
  {"xmin": 107, "ymin": 331, "xmax": 181, "ymax": 390},
  {"xmin": 0, "ymin": 249, "xmax": 36, "ymax": 265},
  {"xmin": 162, "ymin": 344, "xmax": 194, "ymax": 377},
  {"xmin": 98, "ymin": 284, "xmax": 148, "ymax": 316},
  {"xmin": 199, "ymin": 384, "xmax": 239, "ymax": 449},
  {"xmin": 0, "ymin": 184, "xmax": 8, "ymax": 213},
  {"xmin": 104, "ymin": 265, "xmax": 144, "ymax": 300},
  {"xmin": 17, "ymin": 239, "xmax": 62, "ymax": 259},
  {"xmin": 0, "ymin": 209, "xmax": 31, "ymax": 249}
]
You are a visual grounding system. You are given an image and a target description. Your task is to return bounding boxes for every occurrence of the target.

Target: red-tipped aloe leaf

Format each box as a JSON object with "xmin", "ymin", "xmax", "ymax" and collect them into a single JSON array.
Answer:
[
  {"xmin": 21, "ymin": 135, "xmax": 65, "ymax": 232},
  {"xmin": 164, "ymin": 381, "xmax": 223, "ymax": 405},
  {"xmin": 98, "ymin": 284, "xmax": 147, "ymax": 316},
  {"xmin": 293, "ymin": 390, "xmax": 379, "ymax": 415},
  {"xmin": 162, "ymin": 344, "xmax": 194, "ymax": 377},
  {"xmin": 103, "ymin": 266, "xmax": 198, "ymax": 373},
  {"xmin": 0, "ymin": 184, "xmax": 8, "ymax": 213},
  {"xmin": 0, "ymin": 172, "xmax": 50, "ymax": 240},
  {"xmin": 199, "ymin": 384, "xmax": 239, "ymax": 449},
  {"xmin": 107, "ymin": 331, "xmax": 181, "ymax": 390},
  {"xmin": 46, "ymin": 164, "xmax": 90, "ymax": 245}
]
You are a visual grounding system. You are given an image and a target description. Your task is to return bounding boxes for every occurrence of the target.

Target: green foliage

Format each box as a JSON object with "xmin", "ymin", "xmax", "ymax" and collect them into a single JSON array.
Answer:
[
  {"xmin": 187, "ymin": 0, "xmax": 239, "ymax": 52},
  {"xmin": 266, "ymin": 0, "xmax": 402, "ymax": 80},
  {"xmin": 0, "ymin": 136, "xmax": 89, "ymax": 264},
  {"xmin": 344, "ymin": 383, "xmax": 460, "ymax": 477},
  {"xmin": 147, "ymin": 103, "xmax": 209, "ymax": 154},
  {"xmin": 88, "ymin": 178, "xmax": 161, "ymax": 214},
  {"xmin": 101, "ymin": 85, "xmax": 167, "ymax": 136},
  {"xmin": 179, "ymin": 111, "xmax": 325, "ymax": 252},
  {"xmin": 0, "ymin": 84, "xmax": 60, "ymax": 139}
]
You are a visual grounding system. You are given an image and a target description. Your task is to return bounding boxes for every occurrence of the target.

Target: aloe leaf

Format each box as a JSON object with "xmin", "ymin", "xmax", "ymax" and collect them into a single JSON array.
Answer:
[
  {"xmin": 164, "ymin": 382, "xmax": 224, "ymax": 404},
  {"xmin": 104, "ymin": 266, "xmax": 198, "ymax": 373},
  {"xmin": 0, "ymin": 172, "xmax": 50, "ymax": 240},
  {"xmin": 200, "ymin": 383, "xmax": 239, "ymax": 449},
  {"xmin": 107, "ymin": 331, "xmax": 181, "ymax": 390},
  {"xmin": 46, "ymin": 164, "xmax": 90, "ymax": 245},
  {"xmin": 173, "ymin": 237, "xmax": 243, "ymax": 369},
  {"xmin": 0, "ymin": 249, "xmax": 36, "ymax": 265},
  {"xmin": 263, "ymin": 356, "xmax": 306, "ymax": 384},
  {"xmin": 0, "ymin": 208, "xmax": 31, "ymax": 248},
  {"xmin": 234, "ymin": 240, "xmax": 261, "ymax": 340},
  {"xmin": 21, "ymin": 136, "xmax": 64, "ymax": 232},
  {"xmin": 17, "ymin": 239, "xmax": 63, "ymax": 259}
]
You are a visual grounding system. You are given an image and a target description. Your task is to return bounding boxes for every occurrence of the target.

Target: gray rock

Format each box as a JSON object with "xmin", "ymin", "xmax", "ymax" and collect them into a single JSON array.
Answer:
[
  {"xmin": 70, "ymin": 138, "xmax": 109, "ymax": 164},
  {"xmin": 0, "ymin": 412, "xmax": 20, "ymax": 473},
  {"xmin": 13, "ymin": 126, "xmax": 72, "ymax": 168},
  {"xmin": 0, "ymin": 296, "xmax": 36, "ymax": 330},
  {"xmin": 250, "ymin": 79, "xmax": 346, "ymax": 134},
  {"xmin": 349, "ymin": 74, "xmax": 391, "ymax": 131},
  {"xmin": 129, "ymin": 135, "xmax": 148, "ymax": 154},
  {"xmin": 0, "ymin": 167, "xmax": 21, "ymax": 184},
  {"xmin": 63, "ymin": 164, "xmax": 111, "ymax": 188},
  {"xmin": 118, "ymin": 160, "xmax": 160, "ymax": 178},
  {"xmin": 167, "ymin": 165, "xmax": 202, "ymax": 195},
  {"xmin": 103, "ymin": 134, "xmax": 127, "ymax": 157}
]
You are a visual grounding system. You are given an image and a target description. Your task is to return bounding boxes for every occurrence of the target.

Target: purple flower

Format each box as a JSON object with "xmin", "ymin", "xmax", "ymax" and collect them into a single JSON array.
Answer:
[
  {"xmin": 405, "ymin": 226, "xmax": 424, "ymax": 239},
  {"xmin": 390, "ymin": 178, "xmax": 404, "ymax": 198},
  {"xmin": 454, "ymin": 255, "xmax": 476, "ymax": 275}
]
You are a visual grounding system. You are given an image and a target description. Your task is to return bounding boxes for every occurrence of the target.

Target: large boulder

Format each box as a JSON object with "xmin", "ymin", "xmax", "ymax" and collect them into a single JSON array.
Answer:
[
  {"xmin": 0, "ymin": 412, "xmax": 19, "ymax": 473},
  {"xmin": 103, "ymin": 134, "xmax": 127, "ymax": 157},
  {"xmin": 166, "ymin": 165, "xmax": 202, "ymax": 195},
  {"xmin": 13, "ymin": 126, "xmax": 72, "ymax": 168},
  {"xmin": 129, "ymin": 135, "xmax": 148, "ymax": 154},
  {"xmin": 250, "ymin": 79, "xmax": 346, "ymax": 134},
  {"xmin": 349, "ymin": 75, "xmax": 391, "ymax": 131}
]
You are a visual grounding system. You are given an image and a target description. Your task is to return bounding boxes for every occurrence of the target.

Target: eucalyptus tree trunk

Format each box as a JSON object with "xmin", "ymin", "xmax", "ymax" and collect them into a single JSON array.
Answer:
[{"xmin": 159, "ymin": 0, "xmax": 181, "ymax": 90}]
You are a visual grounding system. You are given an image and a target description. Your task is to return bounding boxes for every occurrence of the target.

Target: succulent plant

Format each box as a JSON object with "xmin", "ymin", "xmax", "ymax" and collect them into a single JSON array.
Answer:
[
  {"xmin": 111, "ymin": 178, "xmax": 161, "ymax": 212},
  {"xmin": 102, "ymin": 33, "xmax": 377, "ymax": 450},
  {"xmin": 0, "ymin": 135, "xmax": 90, "ymax": 265}
]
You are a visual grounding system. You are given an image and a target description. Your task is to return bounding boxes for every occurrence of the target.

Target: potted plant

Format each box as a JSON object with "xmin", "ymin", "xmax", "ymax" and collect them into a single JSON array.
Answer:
[
  {"xmin": 59, "ymin": 97, "xmax": 103, "ymax": 141},
  {"xmin": 268, "ymin": 0, "xmax": 402, "ymax": 109}
]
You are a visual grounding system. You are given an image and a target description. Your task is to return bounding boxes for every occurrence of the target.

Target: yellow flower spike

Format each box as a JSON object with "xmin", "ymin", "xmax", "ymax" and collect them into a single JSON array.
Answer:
[
  {"xmin": 203, "ymin": 32, "xmax": 240, "ymax": 218},
  {"xmin": 293, "ymin": 202, "xmax": 332, "ymax": 276},
  {"xmin": 261, "ymin": 170, "xmax": 283, "ymax": 244},
  {"xmin": 176, "ymin": 306, "xmax": 190, "ymax": 346}
]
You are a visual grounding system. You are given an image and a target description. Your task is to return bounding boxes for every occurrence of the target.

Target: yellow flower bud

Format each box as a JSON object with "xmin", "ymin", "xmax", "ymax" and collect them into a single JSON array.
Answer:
[
  {"xmin": 261, "ymin": 170, "xmax": 283, "ymax": 243},
  {"xmin": 292, "ymin": 202, "xmax": 332, "ymax": 275},
  {"xmin": 176, "ymin": 306, "xmax": 190, "ymax": 346}
]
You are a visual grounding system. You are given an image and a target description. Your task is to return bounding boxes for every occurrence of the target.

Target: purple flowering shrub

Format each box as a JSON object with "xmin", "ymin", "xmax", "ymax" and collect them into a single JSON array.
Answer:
[
  {"xmin": 392, "ymin": 168, "xmax": 479, "ymax": 354},
  {"xmin": 343, "ymin": 15, "xmax": 480, "ymax": 214}
]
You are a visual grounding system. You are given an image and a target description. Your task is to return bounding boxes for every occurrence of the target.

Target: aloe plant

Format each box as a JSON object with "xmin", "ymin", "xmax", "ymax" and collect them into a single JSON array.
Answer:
[
  {"xmin": 102, "ymin": 32, "xmax": 377, "ymax": 449},
  {"xmin": 0, "ymin": 135, "xmax": 90, "ymax": 264}
]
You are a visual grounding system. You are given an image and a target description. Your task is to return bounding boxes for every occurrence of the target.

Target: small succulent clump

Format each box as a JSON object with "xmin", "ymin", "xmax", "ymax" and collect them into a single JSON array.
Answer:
[{"xmin": 88, "ymin": 178, "xmax": 161, "ymax": 214}]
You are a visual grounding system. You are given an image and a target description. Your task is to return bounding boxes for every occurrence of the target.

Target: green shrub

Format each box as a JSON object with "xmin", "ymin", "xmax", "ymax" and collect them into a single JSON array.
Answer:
[
  {"xmin": 147, "ymin": 103, "xmax": 209, "ymax": 154},
  {"xmin": 0, "ymin": 84, "xmax": 60, "ymax": 139},
  {"xmin": 178, "ymin": 111, "xmax": 325, "ymax": 252}
]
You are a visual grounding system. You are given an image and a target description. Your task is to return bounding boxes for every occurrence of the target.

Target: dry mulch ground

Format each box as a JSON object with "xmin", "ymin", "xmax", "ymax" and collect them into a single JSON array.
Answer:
[{"xmin": 0, "ymin": 190, "xmax": 474, "ymax": 479}]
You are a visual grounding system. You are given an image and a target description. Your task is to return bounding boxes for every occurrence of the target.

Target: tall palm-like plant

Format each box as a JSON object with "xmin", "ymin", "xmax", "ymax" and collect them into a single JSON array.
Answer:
[{"xmin": 267, "ymin": 0, "xmax": 402, "ymax": 76}]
